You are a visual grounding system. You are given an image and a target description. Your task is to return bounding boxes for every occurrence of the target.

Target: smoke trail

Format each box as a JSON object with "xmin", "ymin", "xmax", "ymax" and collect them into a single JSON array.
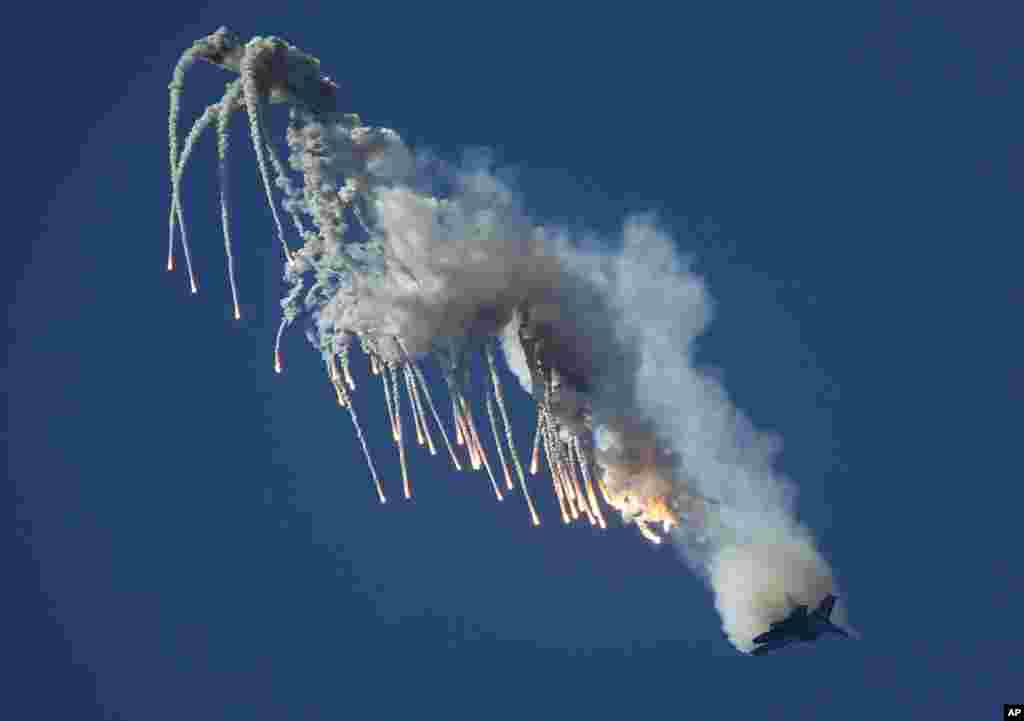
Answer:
[
  {"xmin": 168, "ymin": 29, "xmax": 849, "ymax": 652},
  {"xmin": 305, "ymin": 137, "xmax": 843, "ymax": 649}
]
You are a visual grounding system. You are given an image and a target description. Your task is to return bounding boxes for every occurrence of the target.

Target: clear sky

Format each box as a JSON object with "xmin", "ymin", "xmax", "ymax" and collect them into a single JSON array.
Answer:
[{"xmin": 7, "ymin": 1, "xmax": 1021, "ymax": 719}]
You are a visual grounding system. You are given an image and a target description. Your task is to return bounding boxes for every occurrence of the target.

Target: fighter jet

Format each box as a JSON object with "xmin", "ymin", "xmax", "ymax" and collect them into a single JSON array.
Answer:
[{"xmin": 750, "ymin": 594, "xmax": 849, "ymax": 656}]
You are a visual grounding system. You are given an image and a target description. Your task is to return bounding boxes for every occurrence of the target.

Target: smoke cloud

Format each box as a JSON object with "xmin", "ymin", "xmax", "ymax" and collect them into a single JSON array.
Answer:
[
  {"xmin": 296, "ymin": 130, "xmax": 842, "ymax": 649},
  {"xmin": 169, "ymin": 28, "xmax": 848, "ymax": 651}
]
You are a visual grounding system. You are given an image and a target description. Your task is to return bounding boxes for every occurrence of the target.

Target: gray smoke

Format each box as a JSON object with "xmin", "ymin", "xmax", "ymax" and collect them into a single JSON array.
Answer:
[{"xmin": 279, "ymin": 123, "xmax": 846, "ymax": 649}]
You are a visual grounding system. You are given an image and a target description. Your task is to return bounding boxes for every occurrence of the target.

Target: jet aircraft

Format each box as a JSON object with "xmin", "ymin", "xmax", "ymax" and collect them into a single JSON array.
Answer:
[{"xmin": 750, "ymin": 594, "xmax": 849, "ymax": 656}]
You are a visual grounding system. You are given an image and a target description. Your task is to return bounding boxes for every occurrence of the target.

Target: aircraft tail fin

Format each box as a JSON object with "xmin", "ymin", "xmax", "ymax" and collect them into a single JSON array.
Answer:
[
  {"xmin": 814, "ymin": 594, "xmax": 837, "ymax": 621},
  {"xmin": 814, "ymin": 594, "xmax": 857, "ymax": 639}
]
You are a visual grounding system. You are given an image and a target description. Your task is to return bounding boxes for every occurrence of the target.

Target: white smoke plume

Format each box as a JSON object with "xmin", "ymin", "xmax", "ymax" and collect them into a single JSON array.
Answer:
[
  {"xmin": 322, "ymin": 146, "xmax": 843, "ymax": 649},
  {"xmin": 711, "ymin": 535, "xmax": 841, "ymax": 651},
  {"xmin": 168, "ymin": 28, "xmax": 849, "ymax": 652}
]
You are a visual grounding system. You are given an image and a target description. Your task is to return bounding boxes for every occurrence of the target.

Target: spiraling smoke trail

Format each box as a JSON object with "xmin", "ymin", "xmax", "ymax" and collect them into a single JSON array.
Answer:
[{"xmin": 167, "ymin": 28, "xmax": 850, "ymax": 653}]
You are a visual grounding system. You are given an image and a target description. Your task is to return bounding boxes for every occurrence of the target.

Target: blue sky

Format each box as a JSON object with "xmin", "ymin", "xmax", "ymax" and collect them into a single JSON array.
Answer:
[{"xmin": 7, "ymin": 1, "xmax": 1021, "ymax": 719}]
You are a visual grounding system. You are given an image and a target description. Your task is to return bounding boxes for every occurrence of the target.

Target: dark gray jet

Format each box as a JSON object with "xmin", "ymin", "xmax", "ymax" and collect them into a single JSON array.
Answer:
[{"xmin": 750, "ymin": 594, "xmax": 849, "ymax": 656}]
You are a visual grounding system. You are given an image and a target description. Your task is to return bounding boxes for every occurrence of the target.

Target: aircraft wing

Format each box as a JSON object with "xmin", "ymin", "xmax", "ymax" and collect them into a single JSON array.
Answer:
[
  {"xmin": 829, "ymin": 623, "xmax": 850, "ymax": 638},
  {"xmin": 751, "ymin": 639, "xmax": 791, "ymax": 656},
  {"xmin": 817, "ymin": 594, "xmax": 836, "ymax": 620},
  {"xmin": 752, "ymin": 628, "xmax": 786, "ymax": 645}
]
